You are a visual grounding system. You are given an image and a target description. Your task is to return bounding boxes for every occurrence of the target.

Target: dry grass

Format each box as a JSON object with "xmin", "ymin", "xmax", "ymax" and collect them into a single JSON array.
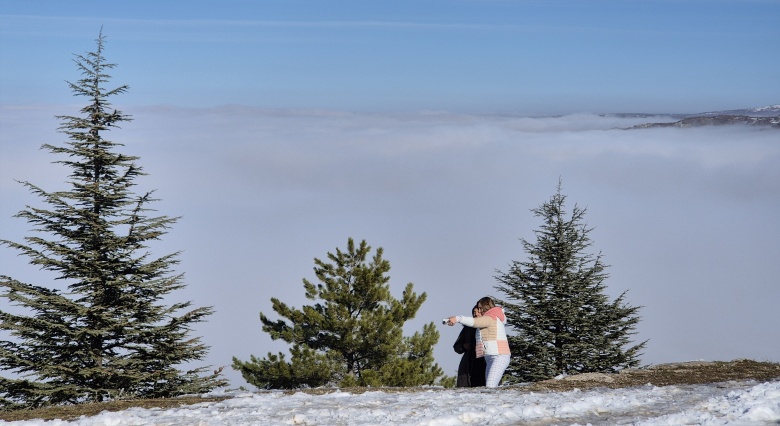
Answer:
[
  {"xmin": 0, "ymin": 396, "xmax": 230, "ymax": 422},
  {"xmin": 2, "ymin": 359, "xmax": 779, "ymax": 422},
  {"xmin": 522, "ymin": 359, "xmax": 780, "ymax": 393}
]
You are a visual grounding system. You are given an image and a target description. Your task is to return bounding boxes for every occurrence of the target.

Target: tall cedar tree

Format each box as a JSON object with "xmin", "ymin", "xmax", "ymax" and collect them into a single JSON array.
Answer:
[
  {"xmin": 0, "ymin": 31, "xmax": 225, "ymax": 409},
  {"xmin": 233, "ymin": 238, "xmax": 445, "ymax": 389},
  {"xmin": 495, "ymin": 182, "xmax": 646, "ymax": 383}
]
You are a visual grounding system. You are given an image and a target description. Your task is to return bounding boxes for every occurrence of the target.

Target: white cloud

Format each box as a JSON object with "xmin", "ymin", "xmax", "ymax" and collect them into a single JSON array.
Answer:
[{"xmin": 2, "ymin": 104, "xmax": 778, "ymax": 386}]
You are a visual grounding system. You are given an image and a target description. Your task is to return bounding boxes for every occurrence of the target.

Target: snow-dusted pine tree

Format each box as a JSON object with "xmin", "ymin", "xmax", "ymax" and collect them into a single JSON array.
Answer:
[
  {"xmin": 0, "ymin": 31, "xmax": 225, "ymax": 409},
  {"xmin": 495, "ymin": 181, "xmax": 646, "ymax": 383},
  {"xmin": 233, "ymin": 238, "xmax": 445, "ymax": 389}
]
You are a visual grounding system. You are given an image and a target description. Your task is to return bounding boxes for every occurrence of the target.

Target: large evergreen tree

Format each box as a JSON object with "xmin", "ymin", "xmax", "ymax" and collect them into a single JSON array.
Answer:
[
  {"xmin": 0, "ymin": 31, "xmax": 225, "ymax": 409},
  {"xmin": 233, "ymin": 238, "xmax": 445, "ymax": 389},
  {"xmin": 495, "ymin": 182, "xmax": 646, "ymax": 383}
]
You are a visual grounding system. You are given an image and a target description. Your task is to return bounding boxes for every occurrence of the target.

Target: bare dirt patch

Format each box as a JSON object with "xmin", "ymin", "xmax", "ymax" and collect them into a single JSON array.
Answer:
[
  {"xmin": 523, "ymin": 359, "xmax": 780, "ymax": 392},
  {"xmin": 0, "ymin": 396, "xmax": 229, "ymax": 422}
]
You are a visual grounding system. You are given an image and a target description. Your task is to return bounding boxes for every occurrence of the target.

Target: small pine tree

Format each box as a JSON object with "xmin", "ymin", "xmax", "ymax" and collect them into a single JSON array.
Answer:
[
  {"xmin": 0, "ymin": 31, "xmax": 225, "ymax": 409},
  {"xmin": 232, "ymin": 238, "xmax": 445, "ymax": 389},
  {"xmin": 495, "ymin": 181, "xmax": 646, "ymax": 383}
]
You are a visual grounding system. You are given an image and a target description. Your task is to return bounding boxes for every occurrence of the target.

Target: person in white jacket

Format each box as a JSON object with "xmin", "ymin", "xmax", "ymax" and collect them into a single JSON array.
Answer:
[{"xmin": 446, "ymin": 297, "xmax": 511, "ymax": 387}]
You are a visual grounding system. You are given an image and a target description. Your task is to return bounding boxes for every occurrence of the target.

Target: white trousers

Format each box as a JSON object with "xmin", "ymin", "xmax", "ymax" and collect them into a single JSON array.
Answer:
[{"xmin": 484, "ymin": 354, "xmax": 510, "ymax": 388}]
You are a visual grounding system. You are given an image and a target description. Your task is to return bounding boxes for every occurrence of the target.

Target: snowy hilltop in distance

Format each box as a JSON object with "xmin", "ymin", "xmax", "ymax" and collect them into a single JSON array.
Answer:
[
  {"xmin": 698, "ymin": 105, "xmax": 780, "ymax": 117},
  {"xmin": 615, "ymin": 104, "xmax": 780, "ymax": 129}
]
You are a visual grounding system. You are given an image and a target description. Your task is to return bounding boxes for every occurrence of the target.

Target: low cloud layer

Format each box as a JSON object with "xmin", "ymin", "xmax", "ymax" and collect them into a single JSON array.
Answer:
[{"xmin": 2, "ymin": 105, "xmax": 778, "ymax": 386}]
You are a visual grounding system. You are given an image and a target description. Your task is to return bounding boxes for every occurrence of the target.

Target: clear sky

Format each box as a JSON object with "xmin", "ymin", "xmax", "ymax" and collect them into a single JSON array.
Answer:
[
  {"xmin": 1, "ymin": 0, "xmax": 779, "ymax": 114},
  {"xmin": 1, "ymin": 1, "xmax": 779, "ymax": 388}
]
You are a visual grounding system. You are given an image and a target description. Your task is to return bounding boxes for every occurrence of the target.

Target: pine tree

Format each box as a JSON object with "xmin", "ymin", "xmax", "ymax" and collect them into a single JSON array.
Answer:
[
  {"xmin": 495, "ymin": 181, "xmax": 646, "ymax": 383},
  {"xmin": 0, "ymin": 31, "xmax": 225, "ymax": 409},
  {"xmin": 232, "ymin": 238, "xmax": 445, "ymax": 389}
]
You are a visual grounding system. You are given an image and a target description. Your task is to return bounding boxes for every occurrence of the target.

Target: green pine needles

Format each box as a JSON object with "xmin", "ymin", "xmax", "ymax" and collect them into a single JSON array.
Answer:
[
  {"xmin": 495, "ymin": 181, "xmax": 647, "ymax": 383},
  {"xmin": 0, "ymin": 31, "xmax": 225, "ymax": 410},
  {"xmin": 233, "ymin": 238, "xmax": 447, "ymax": 389}
]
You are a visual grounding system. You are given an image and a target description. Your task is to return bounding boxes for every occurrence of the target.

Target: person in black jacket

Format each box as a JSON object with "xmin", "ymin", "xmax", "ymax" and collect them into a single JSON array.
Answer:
[{"xmin": 453, "ymin": 305, "xmax": 487, "ymax": 387}]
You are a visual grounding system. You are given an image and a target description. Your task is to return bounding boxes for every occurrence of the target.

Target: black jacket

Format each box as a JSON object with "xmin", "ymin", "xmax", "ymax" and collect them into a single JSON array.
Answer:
[{"xmin": 453, "ymin": 326, "xmax": 486, "ymax": 387}]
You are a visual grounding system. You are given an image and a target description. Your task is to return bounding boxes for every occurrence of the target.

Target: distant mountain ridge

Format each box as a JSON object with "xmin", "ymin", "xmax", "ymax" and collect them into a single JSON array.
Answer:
[
  {"xmin": 620, "ymin": 105, "xmax": 780, "ymax": 129},
  {"xmin": 694, "ymin": 105, "xmax": 780, "ymax": 118}
]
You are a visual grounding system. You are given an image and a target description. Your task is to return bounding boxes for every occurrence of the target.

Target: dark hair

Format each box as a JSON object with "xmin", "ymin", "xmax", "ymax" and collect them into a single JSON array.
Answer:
[{"xmin": 471, "ymin": 304, "xmax": 480, "ymax": 316}]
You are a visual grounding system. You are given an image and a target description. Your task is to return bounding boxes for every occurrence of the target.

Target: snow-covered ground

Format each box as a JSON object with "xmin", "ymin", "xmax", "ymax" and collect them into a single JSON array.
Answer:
[{"xmin": 4, "ymin": 380, "xmax": 780, "ymax": 425}]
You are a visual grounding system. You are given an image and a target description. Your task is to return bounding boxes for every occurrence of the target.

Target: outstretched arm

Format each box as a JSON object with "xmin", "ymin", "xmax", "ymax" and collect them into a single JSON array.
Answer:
[{"xmin": 446, "ymin": 315, "xmax": 492, "ymax": 328}]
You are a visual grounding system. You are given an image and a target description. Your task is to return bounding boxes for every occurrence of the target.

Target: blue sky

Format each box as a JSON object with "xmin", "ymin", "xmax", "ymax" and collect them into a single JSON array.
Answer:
[
  {"xmin": 1, "ymin": 1, "xmax": 779, "ymax": 388},
  {"xmin": 2, "ymin": 0, "xmax": 778, "ymax": 113}
]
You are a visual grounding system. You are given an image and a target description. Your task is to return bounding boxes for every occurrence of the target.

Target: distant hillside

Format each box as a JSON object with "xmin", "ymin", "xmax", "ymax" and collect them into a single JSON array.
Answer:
[
  {"xmin": 621, "ymin": 105, "xmax": 780, "ymax": 129},
  {"xmin": 626, "ymin": 114, "xmax": 780, "ymax": 129},
  {"xmin": 695, "ymin": 105, "xmax": 780, "ymax": 118}
]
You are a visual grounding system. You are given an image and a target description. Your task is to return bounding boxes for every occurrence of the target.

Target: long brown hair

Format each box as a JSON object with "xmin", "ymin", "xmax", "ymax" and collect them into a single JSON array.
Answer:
[{"xmin": 476, "ymin": 296, "xmax": 495, "ymax": 314}]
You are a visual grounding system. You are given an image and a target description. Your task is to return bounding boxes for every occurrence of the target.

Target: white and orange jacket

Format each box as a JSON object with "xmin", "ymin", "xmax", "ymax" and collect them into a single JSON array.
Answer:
[{"xmin": 457, "ymin": 307, "xmax": 510, "ymax": 357}]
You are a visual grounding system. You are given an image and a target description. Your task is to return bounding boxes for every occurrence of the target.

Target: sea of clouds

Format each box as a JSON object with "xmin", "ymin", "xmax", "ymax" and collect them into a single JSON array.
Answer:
[{"xmin": 1, "ymin": 105, "xmax": 778, "ymax": 388}]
